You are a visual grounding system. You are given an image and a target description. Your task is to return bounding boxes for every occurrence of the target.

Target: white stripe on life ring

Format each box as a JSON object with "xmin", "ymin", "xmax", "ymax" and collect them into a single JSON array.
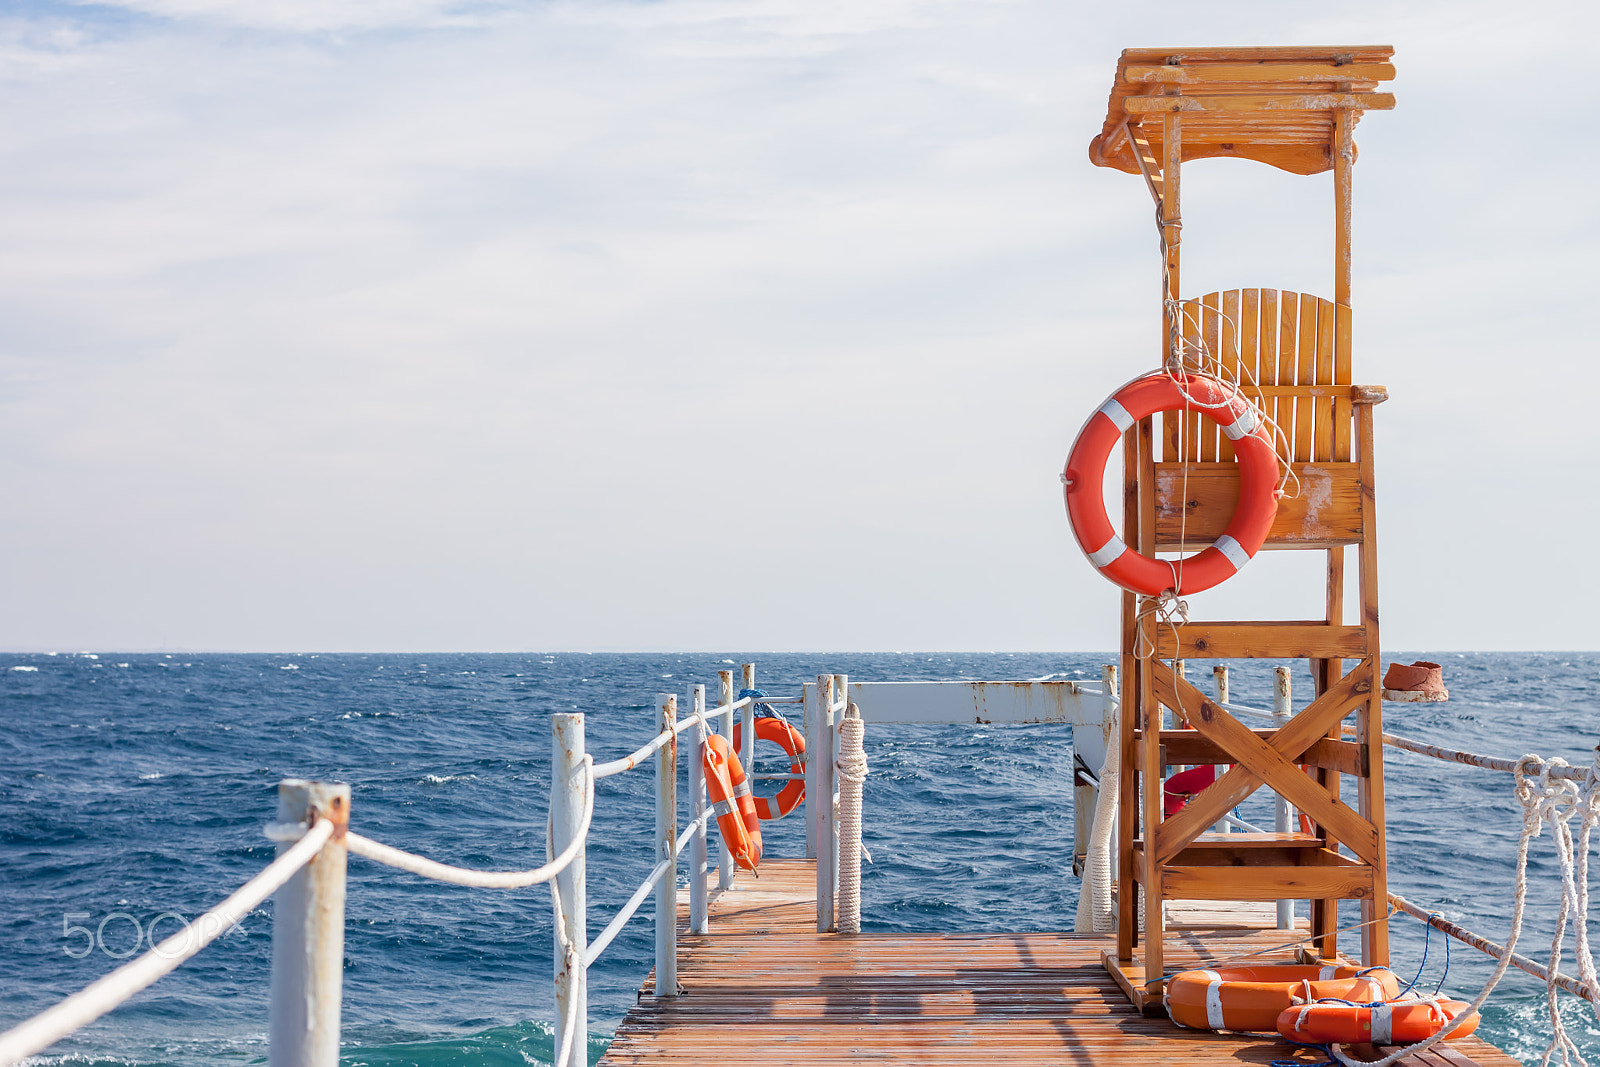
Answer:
[
  {"xmin": 1088, "ymin": 535, "xmax": 1128, "ymax": 569},
  {"xmin": 1221, "ymin": 406, "xmax": 1262, "ymax": 440},
  {"xmin": 1370, "ymin": 1003, "xmax": 1393, "ymax": 1044},
  {"xmin": 1214, "ymin": 534, "xmax": 1250, "ymax": 572},
  {"xmin": 1319, "ymin": 965, "xmax": 1339, "ymax": 981},
  {"xmin": 1098, "ymin": 398, "xmax": 1135, "ymax": 433},
  {"xmin": 711, "ymin": 798, "xmax": 737, "ymax": 818},
  {"xmin": 1200, "ymin": 970, "xmax": 1225, "ymax": 1030}
]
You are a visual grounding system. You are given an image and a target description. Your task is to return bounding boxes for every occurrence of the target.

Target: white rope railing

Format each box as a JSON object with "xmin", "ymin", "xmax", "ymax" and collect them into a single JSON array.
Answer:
[
  {"xmin": 338, "ymin": 760, "xmax": 595, "ymax": 889},
  {"xmin": 0, "ymin": 819, "xmax": 336, "ymax": 1067},
  {"xmin": 1328, "ymin": 753, "xmax": 1600, "ymax": 1067},
  {"xmin": 592, "ymin": 701, "xmax": 745, "ymax": 779}
]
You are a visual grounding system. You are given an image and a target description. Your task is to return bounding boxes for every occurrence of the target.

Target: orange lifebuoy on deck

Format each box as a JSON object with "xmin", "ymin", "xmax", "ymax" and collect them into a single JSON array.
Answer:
[
  {"xmin": 1063, "ymin": 371, "xmax": 1279, "ymax": 596},
  {"xmin": 1278, "ymin": 997, "xmax": 1478, "ymax": 1045},
  {"xmin": 703, "ymin": 734, "xmax": 760, "ymax": 872},
  {"xmin": 1165, "ymin": 966, "xmax": 1399, "ymax": 1033},
  {"xmin": 733, "ymin": 715, "xmax": 807, "ymax": 820}
]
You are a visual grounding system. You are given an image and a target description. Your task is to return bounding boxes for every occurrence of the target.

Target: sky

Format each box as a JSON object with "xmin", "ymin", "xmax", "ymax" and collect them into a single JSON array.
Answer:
[{"xmin": 0, "ymin": 0, "xmax": 1595, "ymax": 653}]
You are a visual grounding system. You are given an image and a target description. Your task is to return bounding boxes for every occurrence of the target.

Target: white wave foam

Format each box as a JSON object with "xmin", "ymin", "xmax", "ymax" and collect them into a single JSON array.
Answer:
[{"xmin": 10, "ymin": 665, "xmax": 38, "ymax": 672}]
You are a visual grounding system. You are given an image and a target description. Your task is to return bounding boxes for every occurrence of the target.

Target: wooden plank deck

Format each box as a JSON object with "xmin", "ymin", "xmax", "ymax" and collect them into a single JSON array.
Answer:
[{"xmin": 600, "ymin": 859, "xmax": 1524, "ymax": 1067}]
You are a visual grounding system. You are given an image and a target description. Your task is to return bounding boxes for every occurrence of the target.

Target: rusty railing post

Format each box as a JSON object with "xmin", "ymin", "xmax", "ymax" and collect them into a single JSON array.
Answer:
[
  {"xmin": 551, "ymin": 713, "xmax": 587, "ymax": 1067},
  {"xmin": 654, "ymin": 693, "xmax": 678, "ymax": 995},
  {"xmin": 269, "ymin": 779, "xmax": 349, "ymax": 1067},
  {"xmin": 716, "ymin": 671, "xmax": 736, "ymax": 889},
  {"xmin": 688, "ymin": 685, "xmax": 709, "ymax": 934}
]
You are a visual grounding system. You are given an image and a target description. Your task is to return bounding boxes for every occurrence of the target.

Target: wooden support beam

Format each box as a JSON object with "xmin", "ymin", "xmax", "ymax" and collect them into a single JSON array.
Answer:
[
  {"xmin": 1163, "ymin": 862, "xmax": 1374, "ymax": 902},
  {"xmin": 1153, "ymin": 621, "xmax": 1367, "ymax": 660},
  {"xmin": 1123, "ymin": 63, "xmax": 1396, "ymax": 86},
  {"xmin": 1124, "ymin": 122, "xmax": 1165, "ymax": 209},
  {"xmin": 1144, "ymin": 731, "xmax": 1367, "ymax": 776},
  {"xmin": 1124, "ymin": 93, "xmax": 1395, "ymax": 114},
  {"xmin": 1154, "ymin": 461, "xmax": 1363, "ymax": 550}
]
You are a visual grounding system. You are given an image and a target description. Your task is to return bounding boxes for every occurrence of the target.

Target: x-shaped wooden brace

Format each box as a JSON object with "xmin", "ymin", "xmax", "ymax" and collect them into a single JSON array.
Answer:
[{"xmin": 1152, "ymin": 658, "xmax": 1379, "ymax": 867}]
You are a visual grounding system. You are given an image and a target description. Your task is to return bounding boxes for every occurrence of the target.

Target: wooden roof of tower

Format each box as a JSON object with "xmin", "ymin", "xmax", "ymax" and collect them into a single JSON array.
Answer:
[{"xmin": 1089, "ymin": 46, "xmax": 1396, "ymax": 176}]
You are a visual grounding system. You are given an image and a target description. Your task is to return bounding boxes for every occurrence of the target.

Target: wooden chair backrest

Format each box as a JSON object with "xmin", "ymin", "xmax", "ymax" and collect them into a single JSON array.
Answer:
[{"xmin": 1155, "ymin": 288, "xmax": 1360, "ymax": 552}]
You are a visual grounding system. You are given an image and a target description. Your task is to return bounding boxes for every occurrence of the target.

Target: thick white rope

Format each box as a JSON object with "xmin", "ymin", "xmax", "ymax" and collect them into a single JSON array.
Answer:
[
  {"xmin": 1329, "ymin": 754, "xmax": 1600, "ymax": 1067},
  {"xmin": 835, "ymin": 706, "xmax": 868, "ymax": 935},
  {"xmin": 1077, "ymin": 696, "xmax": 1121, "ymax": 934},
  {"xmin": 341, "ymin": 759, "xmax": 594, "ymax": 888},
  {"xmin": 0, "ymin": 818, "xmax": 336, "ymax": 1067}
]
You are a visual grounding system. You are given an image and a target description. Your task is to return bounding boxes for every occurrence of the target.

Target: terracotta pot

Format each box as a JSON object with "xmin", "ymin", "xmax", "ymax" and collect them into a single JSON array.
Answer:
[{"xmin": 1382, "ymin": 660, "xmax": 1444, "ymax": 693}]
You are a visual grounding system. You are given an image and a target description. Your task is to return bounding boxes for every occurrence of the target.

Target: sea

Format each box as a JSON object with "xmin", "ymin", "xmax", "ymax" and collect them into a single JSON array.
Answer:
[{"xmin": 3, "ymin": 651, "xmax": 1598, "ymax": 1067}]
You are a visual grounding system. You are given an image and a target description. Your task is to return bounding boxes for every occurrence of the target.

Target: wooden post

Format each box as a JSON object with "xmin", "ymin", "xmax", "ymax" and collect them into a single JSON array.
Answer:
[
  {"xmin": 687, "ymin": 685, "xmax": 708, "ymax": 935},
  {"xmin": 654, "ymin": 694, "xmax": 677, "ymax": 997},
  {"xmin": 1357, "ymin": 400, "xmax": 1389, "ymax": 966},
  {"xmin": 1116, "ymin": 421, "xmax": 1140, "ymax": 961},
  {"xmin": 550, "ymin": 716, "xmax": 588, "ymax": 1067},
  {"xmin": 269, "ymin": 780, "xmax": 349, "ymax": 1067}
]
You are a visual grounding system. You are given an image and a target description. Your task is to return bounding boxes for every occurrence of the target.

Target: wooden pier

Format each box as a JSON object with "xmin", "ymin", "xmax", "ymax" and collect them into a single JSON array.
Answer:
[{"xmin": 599, "ymin": 860, "xmax": 1524, "ymax": 1067}]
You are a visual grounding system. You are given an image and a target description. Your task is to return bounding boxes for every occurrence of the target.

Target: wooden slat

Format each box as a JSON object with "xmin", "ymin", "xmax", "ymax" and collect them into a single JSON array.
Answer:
[
  {"xmin": 1162, "ymin": 862, "xmax": 1374, "ymax": 901},
  {"xmin": 1123, "ymin": 63, "xmax": 1396, "ymax": 85},
  {"xmin": 1153, "ymin": 621, "xmax": 1368, "ymax": 660},
  {"xmin": 1149, "ymin": 730, "xmax": 1366, "ymax": 776},
  {"xmin": 1295, "ymin": 293, "xmax": 1317, "ymax": 459},
  {"xmin": 1200, "ymin": 293, "xmax": 1221, "ymax": 460},
  {"xmin": 1123, "ymin": 92, "xmax": 1395, "ymax": 114},
  {"xmin": 1333, "ymin": 303, "xmax": 1353, "ymax": 460},
  {"xmin": 1153, "ymin": 461, "xmax": 1363, "ymax": 549},
  {"xmin": 1240, "ymin": 288, "xmax": 1261, "ymax": 384},
  {"xmin": 1276, "ymin": 292, "xmax": 1296, "ymax": 453},
  {"xmin": 1218, "ymin": 290, "xmax": 1241, "ymax": 462},
  {"xmin": 1315, "ymin": 297, "xmax": 1336, "ymax": 461}
]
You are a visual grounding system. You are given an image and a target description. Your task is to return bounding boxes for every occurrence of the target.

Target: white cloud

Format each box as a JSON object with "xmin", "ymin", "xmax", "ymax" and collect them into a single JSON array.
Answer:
[{"xmin": 0, "ymin": 0, "xmax": 1594, "ymax": 651}]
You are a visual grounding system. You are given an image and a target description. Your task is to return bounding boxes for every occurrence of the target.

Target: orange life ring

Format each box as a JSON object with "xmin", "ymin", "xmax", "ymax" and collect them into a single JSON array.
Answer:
[
  {"xmin": 1063, "ymin": 371, "xmax": 1279, "ymax": 596},
  {"xmin": 1165, "ymin": 966, "xmax": 1399, "ymax": 1033},
  {"xmin": 733, "ymin": 716, "xmax": 807, "ymax": 820},
  {"xmin": 1278, "ymin": 998, "xmax": 1478, "ymax": 1045},
  {"xmin": 703, "ymin": 735, "xmax": 760, "ymax": 872}
]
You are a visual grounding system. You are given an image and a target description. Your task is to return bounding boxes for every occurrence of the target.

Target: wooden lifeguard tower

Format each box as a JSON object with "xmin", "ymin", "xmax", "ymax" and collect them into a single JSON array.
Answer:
[{"xmin": 1087, "ymin": 46, "xmax": 1398, "ymax": 1013}]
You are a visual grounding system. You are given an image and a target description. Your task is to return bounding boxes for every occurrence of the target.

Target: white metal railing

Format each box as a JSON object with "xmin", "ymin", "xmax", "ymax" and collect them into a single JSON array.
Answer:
[{"xmin": 0, "ymin": 662, "xmax": 780, "ymax": 1067}]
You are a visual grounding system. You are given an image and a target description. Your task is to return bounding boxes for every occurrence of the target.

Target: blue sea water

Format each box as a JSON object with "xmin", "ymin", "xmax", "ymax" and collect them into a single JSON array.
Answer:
[{"xmin": 2, "ymin": 651, "xmax": 1598, "ymax": 1067}]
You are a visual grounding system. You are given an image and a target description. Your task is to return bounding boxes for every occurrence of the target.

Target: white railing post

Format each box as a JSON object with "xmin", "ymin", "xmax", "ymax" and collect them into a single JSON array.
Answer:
[
  {"xmin": 550, "ymin": 713, "xmax": 587, "ymax": 1067},
  {"xmin": 804, "ymin": 680, "xmax": 818, "ymax": 860},
  {"xmin": 269, "ymin": 779, "xmax": 350, "ymax": 1067},
  {"xmin": 654, "ymin": 693, "xmax": 678, "ymax": 996},
  {"xmin": 740, "ymin": 662, "xmax": 757, "ymax": 775},
  {"xmin": 688, "ymin": 684, "xmax": 709, "ymax": 935},
  {"xmin": 1274, "ymin": 666, "xmax": 1295, "ymax": 930},
  {"xmin": 813, "ymin": 673, "xmax": 836, "ymax": 932},
  {"xmin": 1213, "ymin": 665, "xmax": 1231, "ymax": 835},
  {"xmin": 716, "ymin": 671, "xmax": 736, "ymax": 890}
]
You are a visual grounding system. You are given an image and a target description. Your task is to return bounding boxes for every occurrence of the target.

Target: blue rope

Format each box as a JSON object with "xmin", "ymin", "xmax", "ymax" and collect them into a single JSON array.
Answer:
[
  {"xmin": 1271, "ymin": 1039, "xmax": 1338, "ymax": 1067},
  {"xmin": 739, "ymin": 688, "xmax": 783, "ymax": 720}
]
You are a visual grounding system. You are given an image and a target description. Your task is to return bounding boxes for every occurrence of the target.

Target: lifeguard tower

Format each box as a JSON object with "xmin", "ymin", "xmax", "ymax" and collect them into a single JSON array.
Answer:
[{"xmin": 1079, "ymin": 46, "xmax": 1398, "ymax": 1013}]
